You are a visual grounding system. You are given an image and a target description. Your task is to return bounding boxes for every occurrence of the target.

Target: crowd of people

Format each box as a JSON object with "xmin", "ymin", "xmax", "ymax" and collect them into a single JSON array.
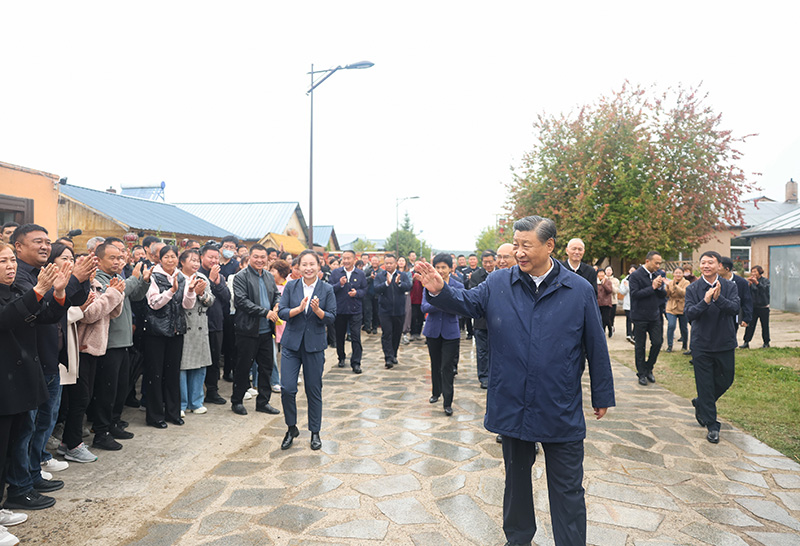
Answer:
[{"xmin": 0, "ymin": 217, "xmax": 774, "ymax": 546}]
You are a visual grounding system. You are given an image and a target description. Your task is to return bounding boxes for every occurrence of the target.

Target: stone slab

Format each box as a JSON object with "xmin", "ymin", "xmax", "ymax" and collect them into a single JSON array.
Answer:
[
  {"xmin": 735, "ymin": 498, "xmax": 800, "ymax": 531},
  {"xmin": 211, "ymin": 461, "xmax": 263, "ymax": 476},
  {"xmin": 588, "ymin": 482, "xmax": 679, "ymax": 511},
  {"xmin": 609, "ymin": 444, "xmax": 665, "ymax": 467},
  {"xmin": 201, "ymin": 529, "xmax": 273, "ymax": 545},
  {"xmin": 411, "ymin": 532, "xmax": 452, "ymax": 546},
  {"xmin": 664, "ymin": 484, "xmax": 724, "ymax": 504},
  {"xmin": 704, "ymin": 477, "xmax": 765, "ymax": 497},
  {"xmin": 436, "ymin": 495, "xmax": 504, "ymax": 545},
  {"xmin": 774, "ymin": 491, "xmax": 800, "ymax": 511},
  {"xmin": 376, "ymin": 497, "xmax": 438, "ymax": 524},
  {"xmin": 409, "ymin": 458, "xmax": 455, "ymax": 476},
  {"xmin": 744, "ymin": 531, "xmax": 800, "ymax": 546},
  {"xmin": 278, "ymin": 454, "xmax": 332, "ymax": 471},
  {"xmin": 477, "ymin": 476, "xmax": 504, "ymax": 507},
  {"xmin": 773, "ymin": 473, "xmax": 800, "ymax": 489},
  {"xmin": 587, "ymin": 502, "xmax": 664, "ymax": 532},
  {"xmin": 587, "ymin": 524, "xmax": 628, "ymax": 545},
  {"xmin": 460, "ymin": 457, "xmax": 501, "ymax": 472},
  {"xmin": 198, "ymin": 511, "xmax": 251, "ymax": 536},
  {"xmin": 722, "ymin": 469, "xmax": 769, "ymax": 489},
  {"xmin": 695, "ymin": 507, "xmax": 764, "ymax": 527},
  {"xmin": 168, "ymin": 480, "xmax": 227, "ymax": 519},
  {"xmin": 223, "ymin": 488, "xmax": 285, "ymax": 507},
  {"xmin": 311, "ymin": 519, "xmax": 389, "ymax": 540},
  {"xmin": 680, "ymin": 522, "xmax": 750, "ymax": 546},
  {"xmin": 293, "ymin": 476, "xmax": 342, "ymax": 501},
  {"xmin": 326, "ymin": 458, "xmax": 386, "ymax": 475},
  {"xmin": 353, "ymin": 474, "xmax": 421, "ymax": 498},
  {"xmin": 258, "ymin": 505, "xmax": 327, "ymax": 532},
  {"xmin": 309, "ymin": 495, "xmax": 360, "ymax": 510},
  {"xmin": 413, "ymin": 439, "xmax": 480, "ymax": 462},
  {"xmin": 128, "ymin": 523, "xmax": 192, "ymax": 546},
  {"xmin": 430, "ymin": 474, "xmax": 466, "ymax": 497},
  {"xmin": 745, "ymin": 457, "xmax": 800, "ymax": 472},
  {"xmin": 384, "ymin": 451, "xmax": 423, "ymax": 466}
]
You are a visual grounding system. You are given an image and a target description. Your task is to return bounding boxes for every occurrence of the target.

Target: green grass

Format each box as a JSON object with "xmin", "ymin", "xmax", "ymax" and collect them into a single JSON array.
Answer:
[{"xmin": 615, "ymin": 347, "xmax": 800, "ymax": 463}]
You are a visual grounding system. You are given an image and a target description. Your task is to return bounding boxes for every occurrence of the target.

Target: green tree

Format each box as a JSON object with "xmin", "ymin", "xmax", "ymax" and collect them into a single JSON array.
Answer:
[
  {"xmin": 386, "ymin": 213, "xmax": 432, "ymax": 258},
  {"xmin": 475, "ymin": 224, "xmax": 512, "ymax": 254},
  {"xmin": 507, "ymin": 83, "xmax": 757, "ymax": 262},
  {"xmin": 351, "ymin": 238, "xmax": 377, "ymax": 253}
]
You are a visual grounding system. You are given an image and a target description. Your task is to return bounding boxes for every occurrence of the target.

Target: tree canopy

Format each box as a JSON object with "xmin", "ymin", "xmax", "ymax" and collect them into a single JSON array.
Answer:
[
  {"xmin": 386, "ymin": 212, "xmax": 431, "ymax": 258},
  {"xmin": 507, "ymin": 83, "xmax": 757, "ymax": 261},
  {"xmin": 475, "ymin": 223, "xmax": 512, "ymax": 255}
]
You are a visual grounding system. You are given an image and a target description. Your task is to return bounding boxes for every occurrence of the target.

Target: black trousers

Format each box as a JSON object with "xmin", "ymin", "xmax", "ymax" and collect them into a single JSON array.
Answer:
[
  {"xmin": 634, "ymin": 319, "xmax": 663, "ymax": 378},
  {"xmin": 379, "ymin": 314, "xmax": 403, "ymax": 361},
  {"xmin": 205, "ymin": 330, "xmax": 223, "ymax": 394},
  {"xmin": 410, "ymin": 303, "xmax": 424, "ymax": 336},
  {"xmin": 743, "ymin": 307, "xmax": 770, "ymax": 345},
  {"xmin": 92, "ymin": 348, "xmax": 129, "ymax": 435},
  {"xmin": 63, "ymin": 353, "xmax": 98, "ymax": 449},
  {"xmin": 127, "ymin": 329, "xmax": 145, "ymax": 403},
  {"xmin": 427, "ymin": 336, "xmax": 458, "ymax": 407},
  {"xmin": 233, "ymin": 332, "xmax": 274, "ymax": 407},
  {"xmin": 362, "ymin": 294, "xmax": 374, "ymax": 330},
  {"xmin": 502, "ymin": 437, "xmax": 586, "ymax": 546},
  {"xmin": 335, "ymin": 313, "xmax": 362, "ymax": 366},
  {"xmin": 222, "ymin": 314, "xmax": 237, "ymax": 377},
  {"xmin": 624, "ymin": 310, "xmax": 633, "ymax": 338},
  {"xmin": 0, "ymin": 413, "xmax": 24, "ymax": 502},
  {"xmin": 692, "ymin": 349, "xmax": 735, "ymax": 433},
  {"xmin": 599, "ymin": 306, "xmax": 613, "ymax": 335},
  {"xmin": 144, "ymin": 335, "xmax": 184, "ymax": 424}
]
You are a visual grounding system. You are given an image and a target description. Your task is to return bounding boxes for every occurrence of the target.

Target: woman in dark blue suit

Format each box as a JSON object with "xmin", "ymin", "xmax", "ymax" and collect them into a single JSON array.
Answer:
[{"xmin": 277, "ymin": 250, "xmax": 336, "ymax": 450}]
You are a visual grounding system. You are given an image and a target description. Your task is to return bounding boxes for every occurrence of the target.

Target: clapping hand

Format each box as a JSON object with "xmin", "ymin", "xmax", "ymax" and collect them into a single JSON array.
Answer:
[
  {"xmin": 33, "ymin": 263, "xmax": 59, "ymax": 296},
  {"xmin": 80, "ymin": 291, "xmax": 96, "ymax": 311},
  {"xmin": 297, "ymin": 296, "xmax": 309, "ymax": 313},
  {"xmin": 108, "ymin": 276, "xmax": 126, "ymax": 293},
  {"xmin": 73, "ymin": 252, "xmax": 98, "ymax": 282},
  {"xmin": 339, "ymin": 275, "xmax": 347, "ymax": 286},
  {"xmin": 172, "ymin": 274, "xmax": 180, "ymax": 293},
  {"xmin": 209, "ymin": 264, "xmax": 221, "ymax": 284},
  {"xmin": 348, "ymin": 288, "xmax": 357, "ymax": 297},
  {"xmin": 53, "ymin": 262, "xmax": 73, "ymax": 297}
]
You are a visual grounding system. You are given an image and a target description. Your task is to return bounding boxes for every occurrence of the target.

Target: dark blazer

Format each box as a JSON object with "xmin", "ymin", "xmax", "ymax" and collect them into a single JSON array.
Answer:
[
  {"xmin": 469, "ymin": 267, "xmax": 491, "ymax": 329},
  {"xmin": 278, "ymin": 279, "xmax": 336, "ymax": 353},
  {"xmin": 560, "ymin": 260, "xmax": 598, "ymax": 297},
  {"xmin": 685, "ymin": 276, "xmax": 740, "ymax": 352},
  {"xmin": 199, "ymin": 266, "xmax": 231, "ymax": 333},
  {"xmin": 233, "ymin": 266, "xmax": 280, "ymax": 337},
  {"xmin": 329, "ymin": 266, "xmax": 367, "ymax": 315},
  {"xmin": 628, "ymin": 265, "xmax": 667, "ymax": 322},
  {"xmin": 373, "ymin": 269, "xmax": 411, "ymax": 316},
  {"xmin": 731, "ymin": 273, "xmax": 753, "ymax": 325}
]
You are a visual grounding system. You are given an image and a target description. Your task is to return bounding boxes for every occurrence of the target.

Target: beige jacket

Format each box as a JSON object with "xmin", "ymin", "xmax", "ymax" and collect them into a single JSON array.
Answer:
[
  {"xmin": 76, "ymin": 279, "xmax": 125, "ymax": 357},
  {"xmin": 665, "ymin": 278, "xmax": 690, "ymax": 315}
]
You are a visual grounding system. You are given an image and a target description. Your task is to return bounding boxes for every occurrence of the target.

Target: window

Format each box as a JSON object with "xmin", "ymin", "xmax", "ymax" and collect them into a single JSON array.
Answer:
[{"xmin": 0, "ymin": 194, "xmax": 34, "ymax": 225}]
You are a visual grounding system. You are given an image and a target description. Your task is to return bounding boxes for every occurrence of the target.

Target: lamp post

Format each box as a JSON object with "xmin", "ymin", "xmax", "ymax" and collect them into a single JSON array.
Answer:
[
  {"xmin": 307, "ymin": 60, "xmax": 374, "ymax": 249},
  {"xmin": 395, "ymin": 195, "xmax": 419, "ymax": 256}
]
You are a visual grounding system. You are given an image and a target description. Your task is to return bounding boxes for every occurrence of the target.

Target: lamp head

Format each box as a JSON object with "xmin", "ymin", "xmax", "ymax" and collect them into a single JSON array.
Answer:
[{"xmin": 345, "ymin": 61, "xmax": 374, "ymax": 70}]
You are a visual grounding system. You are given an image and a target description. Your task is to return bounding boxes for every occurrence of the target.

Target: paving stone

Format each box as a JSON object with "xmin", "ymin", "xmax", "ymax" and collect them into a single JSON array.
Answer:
[
  {"xmin": 276, "ymin": 472, "xmax": 311, "ymax": 487},
  {"xmin": 279, "ymin": 454, "xmax": 332, "ymax": 471},
  {"xmin": 588, "ymin": 482, "xmax": 680, "ymax": 511},
  {"xmin": 327, "ymin": 457, "xmax": 386, "ymax": 475},
  {"xmin": 632, "ymin": 537, "xmax": 685, "ymax": 545},
  {"xmin": 729, "ymin": 460, "xmax": 766, "ymax": 472},
  {"xmin": 587, "ymin": 502, "xmax": 664, "ymax": 531},
  {"xmin": 726, "ymin": 432, "xmax": 786, "ymax": 456},
  {"xmin": 356, "ymin": 408, "xmax": 395, "ymax": 420},
  {"xmin": 309, "ymin": 495, "xmax": 360, "ymax": 509},
  {"xmin": 409, "ymin": 457, "xmax": 455, "ymax": 476},
  {"xmin": 680, "ymin": 522, "xmax": 750, "ymax": 546},
  {"xmin": 338, "ymin": 418, "xmax": 378, "ymax": 429},
  {"xmin": 595, "ymin": 419, "xmax": 637, "ymax": 430},
  {"xmin": 432, "ymin": 430, "xmax": 486, "ymax": 444},
  {"xmin": 384, "ymin": 451, "xmax": 423, "ymax": 465},
  {"xmin": 584, "ymin": 442, "xmax": 607, "ymax": 460},
  {"xmin": 211, "ymin": 461, "xmax": 263, "ymax": 476},
  {"xmin": 376, "ymin": 497, "xmax": 438, "ymax": 524},
  {"xmin": 744, "ymin": 531, "xmax": 800, "ymax": 546},
  {"xmin": 695, "ymin": 507, "xmax": 764, "ymax": 527},
  {"xmin": 608, "ymin": 430, "xmax": 657, "ymax": 449},
  {"xmin": 201, "ymin": 529, "xmax": 273, "ymax": 545},
  {"xmin": 745, "ymin": 457, "xmax": 800, "ymax": 472},
  {"xmin": 626, "ymin": 467, "xmax": 693, "ymax": 486},
  {"xmin": 353, "ymin": 474, "xmax": 421, "ymax": 498},
  {"xmin": 293, "ymin": 476, "xmax": 343, "ymax": 501},
  {"xmin": 477, "ymin": 476, "xmax": 504, "ymax": 507},
  {"xmin": 311, "ymin": 519, "xmax": 389, "ymax": 540},
  {"xmin": 704, "ymin": 477, "xmax": 766, "ymax": 497},
  {"xmin": 459, "ymin": 457, "xmax": 501, "ymax": 472},
  {"xmin": 398, "ymin": 418, "xmax": 434, "ymax": 431},
  {"xmin": 410, "ymin": 531, "xmax": 452, "ymax": 546},
  {"xmin": 735, "ymin": 498, "xmax": 800, "ymax": 531},
  {"xmin": 198, "ymin": 511, "xmax": 251, "ymax": 536},
  {"xmin": 722, "ymin": 469, "xmax": 769, "ymax": 489},
  {"xmin": 436, "ymin": 494, "xmax": 504, "ymax": 545},
  {"xmin": 774, "ymin": 491, "xmax": 800, "ymax": 511},
  {"xmin": 773, "ymin": 473, "xmax": 800, "ymax": 489},
  {"xmin": 670, "ymin": 457, "xmax": 717, "ymax": 475},
  {"xmin": 320, "ymin": 440, "xmax": 339, "ymax": 455},
  {"xmin": 430, "ymin": 474, "xmax": 466, "ymax": 497},
  {"xmin": 258, "ymin": 505, "xmax": 327, "ymax": 532},
  {"xmin": 168, "ymin": 480, "xmax": 227, "ymax": 519},
  {"xmin": 648, "ymin": 426, "xmax": 692, "ymax": 446},
  {"xmin": 332, "ymin": 430, "xmax": 367, "ymax": 441},
  {"xmin": 223, "ymin": 488, "xmax": 285, "ymax": 507},
  {"xmin": 661, "ymin": 444, "xmax": 694, "ymax": 457},
  {"xmin": 665, "ymin": 483, "xmax": 725, "ymax": 504},
  {"xmin": 456, "ymin": 399, "xmax": 484, "ymax": 415},
  {"xmin": 609, "ymin": 444, "xmax": 665, "ymax": 467},
  {"xmin": 595, "ymin": 472, "xmax": 650, "ymax": 486},
  {"xmin": 413, "ymin": 439, "xmax": 479, "ymax": 462},
  {"xmin": 587, "ymin": 524, "xmax": 628, "ymax": 545},
  {"xmin": 383, "ymin": 431, "xmax": 422, "ymax": 448},
  {"xmin": 587, "ymin": 430, "xmax": 624, "ymax": 444},
  {"xmin": 128, "ymin": 523, "xmax": 192, "ymax": 546},
  {"xmin": 699, "ymin": 442, "xmax": 739, "ymax": 458}
]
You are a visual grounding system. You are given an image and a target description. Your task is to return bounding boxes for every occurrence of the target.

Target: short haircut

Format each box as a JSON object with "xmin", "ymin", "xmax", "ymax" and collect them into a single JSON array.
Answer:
[
  {"xmin": 342, "ymin": 250, "xmax": 356, "ymax": 257},
  {"xmin": 432, "ymin": 252, "xmax": 453, "ymax": 268},
  {"xmin": 2, "ymin": 222, "xmax": 19, "ymax": 230},
  {"xmin": 55, "ymin": 236, "xmax": 73, "ymax": 244},
  {"xmin": 179, "ymin": 248, "xmax": 200, "ymax": 265},
  {"xmin": 720, "ymin": 256, "xmax": 734, "ymax": 271},
  {"xmin": 279, "ymin": 252, "xmax": 290, "ymax": 260},
  {"xmin": 200, "ymin": 244, "xmax": 219, "ymax": 257},
  {"xmin": 408, "ymin": 250, "xmax": 416, "ymax": 255},
  {"xmin": 513, "ymin": 215, "xmax": 557, "ymax": 246},
  {"xmin": 11, "ymin": 223, "xmax": 48, "ymax": 245},
  {"xmin": 159, "ymin": 244, "xmax": 180, "ymax": 259},
  {"xmin": 645, "ymin": 250, "xmax": 661, "ymax": 261},
  {"xmin": 384, "ymin": 253, "xmax": 396, "ymax": 261},
  {"xmin": 249, "ymin": 243, "xmax": 267, "ymax": 255},
  {"xmin": 185, "ymin": 239, "xmax": 200, "ymax": 247},
  {"xmin": 468, "ymin": 253, "xmax": 477, "ymax": 258},
  {"xmin": 355, "ymin": 260, "xmax": 364, "ymax": 268},
  {"xmin": 221, "ymin": 235, "xmax": 239, "ymax": 246},
  {"xmin": 457, "ymin": 254, "xmax": 465, "ymax": 258},
  {"xmin": 682, "ymin": 264, "xmax": 692, "ymax": 271},
  {"xmin": 298, "ymin": 249, "xmax": 321, "ymax": 266},
  {"xmin": 291, "ymin": 257, "xmax": 300, "ymax": 267},
  {"xmin": 142, "ymin": 235, "xmax": 161, "ymax": 248},
  {"xmin": 700, "ymin": 250, "xmax": 722, "ymax": 263},
  {"xmin": 95, "ymin": 241, "xmax": 120, "ymax": 259},
  {"xmin": 265, "ymin": 247, "xmax": 278, "ymax": 255},
  {"xmin": 132, "ymin": 244, "xmax": 144, "ymax": 252},
  {"xmin": 752, "ymin": 265, "xmax": 764, "ymax": 275},
  {"xmin": 481, "ymin": 250, "xmax": 496, "ymax": 260},
  {"xmin": 46, "ymin": 243, "xmax": 73, "ymax": 265},
  {"xmin": 271, "ymin": 259, "xmax": 291, "ymax": 278},
  {"xmin": 104, "ymin": 236, "xmax": 124, "ymax": 246}
]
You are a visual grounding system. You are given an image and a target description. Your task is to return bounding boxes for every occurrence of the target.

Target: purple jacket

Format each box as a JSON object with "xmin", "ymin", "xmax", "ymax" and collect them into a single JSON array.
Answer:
[{"xmin": 421, "ymin": 276, "xmax": 463, "ymax": 339}]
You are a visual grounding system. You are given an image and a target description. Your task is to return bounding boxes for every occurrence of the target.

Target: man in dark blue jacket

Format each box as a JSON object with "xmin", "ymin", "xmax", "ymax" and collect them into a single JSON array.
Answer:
[
  {"xmin": 719, "ymin": 256, "xmax": 753, "ymax": 340},
  {"xmin": 685, "ymin": 251, "xmax": 740, "ymax": 444},
  {"xmin": 629, "ymin": 251, "xmax": 666, "ymax": 385},
  {"xmin": 416, "ymin": 215, "xmax": 615, "ymax": 546},
  {"xmin": 329, "ymin": 250, "xmax": 367, "ymax": 374},
  {"xmin": 374, "ymin": 254, "xmax": 411, "ymax": 368},
  {"xmin": 199, "ymin": 245, "xmax": 231, "ymax": 405},
  {"xmin": 742, "ymin": 265, "xmax": 770, "ymax": 348},
  {"xmin": 362, "ymin": 255, "xmax": 381, "ymax": 334}
]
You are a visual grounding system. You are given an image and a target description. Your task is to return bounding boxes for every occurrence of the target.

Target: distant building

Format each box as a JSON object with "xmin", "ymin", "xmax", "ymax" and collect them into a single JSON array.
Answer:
[
  {"xmin": 0, "ymin": 160, "xmax": 61, "ymax": 235},
  {"xmin": 312, "ymin": 225, "xmax": 340, "ymax": 252}
]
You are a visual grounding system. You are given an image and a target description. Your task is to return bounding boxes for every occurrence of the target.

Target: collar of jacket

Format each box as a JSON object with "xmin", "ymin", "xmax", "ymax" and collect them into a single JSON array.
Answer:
[{"xmin": 509, "ymin": 260, "xmax": 575, "ymax": 295}]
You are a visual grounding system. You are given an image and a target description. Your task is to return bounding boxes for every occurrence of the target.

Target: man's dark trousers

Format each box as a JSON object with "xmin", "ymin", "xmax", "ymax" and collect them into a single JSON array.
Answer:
[
  {"xmin": 233, "ymin": 332, "xmax": 274, "ymax": 408},
  {"xmin": 743, "ymin": 307, "xmax": 770, "ymax": 345},
  {"xmin": 335, "ymin": 313, "xmax": 362, "ymax": 367},
  {"xmin": 474, "ymin": 328, "xmax": 489, "ymax": 383},
  {"xmin": 379, "ymin": 314, "xmax": 403, "ymax": 362},
  {"xmin": 502, "ymin": 437, "xmax": 586, "ymax": 545},
  {"xmin": 92, "ymin": 348, "xmax": 129, "ymax": 435},
  {"xmin": 692, "ymin": 349, "xmax": 735, "ymax": 433},
  {"xmin": 206, "ymin": 330, "xmax": 223, "ymax": 396},
  {"xmin": 633, "ymin": 319, "xmax": 663, "ymax": 378},
  {"xmin": 222, "ymin": 314, "xmax": 237, "ymax": 377},
  {"xmin": 362, "ymin": 294, "xmax": 373, "ymax": 330}
]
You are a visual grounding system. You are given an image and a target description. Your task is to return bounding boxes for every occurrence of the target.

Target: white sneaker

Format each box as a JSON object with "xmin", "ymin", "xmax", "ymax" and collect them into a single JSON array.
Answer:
[
  {"xmin": 271, "ymin": 384, "xmax": 281, "ymax": 393},
  {"xmin": 0, "ymin": 509, "xmax": 27, "ymax": 526},
  {"xmin": 180, "ymin": 410, "xmax": 185, "ymax": 418},
  {"xmin": 41, "ymin": 458, "xmax": 69, "ymax": 472},
  {"xmin": 40, "ymin": 470, "xmax": 53, "ymax": 481},
  {"xmin": 247, "ymin": 387, "xmax": 258, "ymax": 396},
  {"xmin": 191, "ymin": 406, "xmax": 208, "ymax": 414},
  {"xmin": 64, "ymin": 442, "xmax": 98, "ymax": 463},
  {"xmin": 243, "ymin": 391, "xmax": 252, "ymax": 400},
  {"xmin": 0, "ymin": 525, "xmax": 19, "ymax": 546}
]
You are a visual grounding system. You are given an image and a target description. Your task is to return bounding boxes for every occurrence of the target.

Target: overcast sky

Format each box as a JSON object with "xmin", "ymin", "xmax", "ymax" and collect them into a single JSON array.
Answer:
[{"xmin": 2, "ymin": 2, "xmax": 797, "ymax": 251}]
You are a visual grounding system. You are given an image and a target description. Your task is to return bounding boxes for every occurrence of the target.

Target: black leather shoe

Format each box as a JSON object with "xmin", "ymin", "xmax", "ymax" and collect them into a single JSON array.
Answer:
[
  {"xmin": 338, "ymin": 358, "xmax": 346, "ymax": 368},
  {"xmin": 638, "ymin": 376, "xmax": 648, "ymax": 386},
  {"xmin": 281, "ymin": 426, "xmax": 299, "ymax": 450},
  {"xmin": 391, "ymin": 356, "xmax": 398, "ymax": 364},
  {"xmin": 93, "ymin": 432, "xmax": 123, "ymax": 451},
  {"xmin": 666, "ymin": 347, "xmax": 673, "ymax": 353},
  {"xmin": 444, "ymin": 407, "xmax": 453, "ymax": 416},
  {"xmin": 166, "ymin": 417, "xmax": 184, "ymax": 426},
  {"xmin": 385, "ymin": 360, "xmax": 394, "ymax": 369},
  {"xmin": 762, "ymin": 343, "xmax": 770, "ymax": 348},
  {"xmin": 33, "ymin": 478, "xmax": 64, "ymax": 493},
  {"xmin": 691, "ymin": 398, "xmax": 706, "ymax": 427},
  {"xmin": 147, "ymin": 420, "xmax": 168, "ymax": 429},
  {"xmin": 496, "ymin": 434, "xmax": 503, "ymax": 443},
  {"xmin": 110, "ymin": 425, "xmax": 134, "ymax": 440},
  {"xmin": 4, "ymin": 490, "xmax": 56, "ymax": 510},
  {"xmin": 124, "ymin": 396, "xmax": 140, "ymax": 408},
  {"xmin": 205, "ymin": 392, "xmax": 227, "ymax": 405},
  {"xmin": 231, "ymin": 404, "xmax": 248, "ymax": 415},
  {"xmin": 352, "ymin": 365, "xmax": 362, "ymax": 374},
  {"xmin": 116, "ymin": 419, "xmax": 129, "ymax": 429},
  {"xmin": 646, "ymin": 372, "xmax": 656, "ymax": 383},
  {"xmin": 429, "ymin": 396, "xmax": 439, "ymax": 404},
  {"xmin": 503, "ymin": 541, "xmax": 532, "ymax": 546},
  {"xmin": 683, "ymin": 350, "xmax": 692, "ymax": 355},
  {"xmin": 256, "ymin": 403, "xmax": 280, "ymax": 415},
  {"xmin": 707, "ymin": 430, "xmax": 720, "ymax": 444},
  {"xmin": 222, "ymin": 372, "xmax": 234, "ymax": 382},
  {"xmin": 739, "ymin": 343, "xmax": 749, "ymax": 349},
  {"xmin": 310, "ymin": 432, "xmax": 322, "ymax": 450},
  {"xmin": 480, "ymin": 380, "xmax": 488, "ymax": 389}
]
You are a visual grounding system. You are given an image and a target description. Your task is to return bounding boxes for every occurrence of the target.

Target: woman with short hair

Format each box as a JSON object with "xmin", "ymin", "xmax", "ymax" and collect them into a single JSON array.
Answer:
[{"xmin": 178, "ymin": 249, "xmax": 212, "ymax": 416}]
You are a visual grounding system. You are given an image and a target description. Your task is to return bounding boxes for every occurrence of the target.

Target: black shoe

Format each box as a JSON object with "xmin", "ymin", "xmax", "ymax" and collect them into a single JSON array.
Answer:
[
  {"xmin": 338, "ymin": 358, "xmax": 346, "ymax": 368},
  {"xmin": 638, "ymin": 376, "xmax": 648, "ymax": 386},
  {"xmin": 352, "ymin": 364, "xmax": 362, "ymax": 374},
  {"xmin": 231, "ymin": 404, "xmax": 248, "ymax": 415},
  {"xmin": 124, "ymin": 396, "xmax": 140, "ymax": 408},
  {"xmin": 115, "ymin": 419, "xmax": 129, "ymax": 429},
  {"xmin": 310, "ymin": 432, "xmax": 322, "ymax": 451},
  {"xmin": 683, "ymin": 349, "xmax": 692, "ymax": 355},
  {"xmin": 147, "ymin": 420, "xmax": 168, "ymax": 429},
  {"xmin": 93, "ymin": 432, "xmax": 123, "ymax": 451},
  {"xmin": 33, "ymin": 478, "xmax": 64, "ymax": 493},
  {"xmin": 646, "ymin": 372, "xmax": 656, "ymax": 383},
  {"xmin": 385, "ymin": 360, "xmax": 394, "ymax": 369},
  {"xmin": 345, "ymin": 334, "xmax": 351, "ymax": 342},
  {"xmin": 429, "ymin": 396, "xmax": 439, "ymax": 404},
  {"xmin": 666, "ymin": 347, "xmax": 673, "ymax": 353},
  {"xmin": 444, "ymin": 407, "xmax": 453, "ymax": 416},
  {"xmin": 110, "ymin": 425, "xmax": 134, "ymax": 440},
  {"xmin": 222, "ymin": 372, "xmax": 234, "ymax": 382},
  {"xmin": 281, "ymin": 426, "xmax": 299, "ymax": 450},
  {"xmin": 534, "ymin": 443, "xmax": 540, "ymax": 454},
  {"xmin": 504, "ymin": 541, "xmax": 532, "ymax": 546},
  {"xmin": 676, "ymin": 337, "xmax": 684, "ymax": 343},
  {"xmin": 762, "ymin": 343, "xmax": 770, "ymax": 348},
  {"xmin": 692, "ymin": 398, "xmax": 706, "ymax": 427},
  {"xmin": 480, "ymin": 380, "xmax": 488, "ymax": 389},
  {"xmin": 4, "ymin": 490, "xmax": 56, "ymax": 510},
  {"xmin": 205, "ymin": 392, "xmax": 227, "ymax": 405},
  {"xmin": 453, "ymin": 367, "xmax": 458, "ymax": 375},
  {"xmin": 739, "ymin": 343, "xmax": 750, "ymax": 349},
  {"xmin": 391, "ymin": 356, "xmax": 398, "ymax": 364},
  {"xmin": 256, "ymin": 403, "xmax": 280, "ymax": 415},
  {"xmin": 496, "ymin": 434, "xmax": 503, "ymax": 443},
  {"xmin": 166, "ymin": 417, "xmax": 184, "ymax": 426},
  {"xmin": 707, "ymin": 430, "xmax": 720, "ymax": 444}
]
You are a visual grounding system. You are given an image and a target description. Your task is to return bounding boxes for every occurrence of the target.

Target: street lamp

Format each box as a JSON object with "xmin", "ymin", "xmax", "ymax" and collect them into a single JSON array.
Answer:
[
  {"xmin": 395, "ymin": 195, "xmax": 419, "ymax": 256},
  {"xmin": 307, "ymin": 60, "xmax": 374, "ymax": 249}
]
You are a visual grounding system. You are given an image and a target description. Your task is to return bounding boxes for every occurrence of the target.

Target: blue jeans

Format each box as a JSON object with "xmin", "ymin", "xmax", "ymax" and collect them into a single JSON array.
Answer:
[
  {"xmin": 180, "ymin": 368, "xmax": 206, "ymax": 411},
  {"xmin": 666, "ymin": 313, "xmax": 688, "ymax": 349}
]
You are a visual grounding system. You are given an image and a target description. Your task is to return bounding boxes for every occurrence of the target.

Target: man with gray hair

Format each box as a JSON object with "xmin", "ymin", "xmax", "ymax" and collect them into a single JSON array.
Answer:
[
  {"xmin": 415, "ymin": 215, "xmax": 615, "ymax": 546},
  {"xmin": 87, "ymin": 236, "xmax": 105, "ymax": 252}
]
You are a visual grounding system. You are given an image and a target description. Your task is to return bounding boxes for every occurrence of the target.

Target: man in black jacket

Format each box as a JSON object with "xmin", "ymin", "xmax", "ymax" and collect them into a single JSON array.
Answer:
[
  {"xmin": 374, "ymin": 254, "xmax": 412, "ymax": 368},
  {"xmin": 329, "ymin": 250, "xmax": 367, "ymax": 373},
  {"xmin": 685, "ymin": 251, "xmax": 740, "ymax": 444},
  {"xmin": 232, "ymin": 244, "xmax": 280, "ymax": 416},
  {"xmin": 470, "ymin": 250, "xmax": 496, "ymax": 389},
  {"xmin": 719, "ymin": 257, "xmax": 753, "ymax": 340},
  {"xmin": 199, "ymin": 245, "xmax": 231, "ymax": 405},
  {"xmin": 629, "ymin": 251, "xmax": 666, "ymax": 386},
  {"xmin": 742, "ymin": 265, "xmax": 770, "ymax": 348},
  {"xmin": 561, "ymin": 238, "xmax": 597, "ymax": 295}
]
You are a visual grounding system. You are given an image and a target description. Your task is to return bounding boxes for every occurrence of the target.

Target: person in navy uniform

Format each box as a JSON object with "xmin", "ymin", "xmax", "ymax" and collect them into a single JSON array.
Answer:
[
  {"xmin": 415, "ymin": 215, "xmax": 614, "ymax": 546},
  {"xmin": 373, "ymin": 254, "xmax": 412, "ymax": 368},
  {"xmin": 328, "ymin": 250, "xmax": 367, "ymax": 374},
  {"xmin": 278, "ymin": 250, "xmax": 336, "ymax": 451}
]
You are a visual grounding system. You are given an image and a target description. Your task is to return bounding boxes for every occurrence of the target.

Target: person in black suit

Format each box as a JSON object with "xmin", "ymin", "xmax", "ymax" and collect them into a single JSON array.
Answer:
[
  {"xmin": 373, "ymin": 254, "xmax": 412, "ymax": 368},
  {"xmin": 561, "ymin": 238, "xmax": 597, "ymax": 295},
  {"xmin": 278, "ymin": 250, "xmax": 336, "ymax": 451},
  {"xmin": 329, "ymin": 250, "xmax": 367, "ymax": 373},
  {"xmin": 629, "ymin": 251, "xmax": 666, "ymax": 385}
]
